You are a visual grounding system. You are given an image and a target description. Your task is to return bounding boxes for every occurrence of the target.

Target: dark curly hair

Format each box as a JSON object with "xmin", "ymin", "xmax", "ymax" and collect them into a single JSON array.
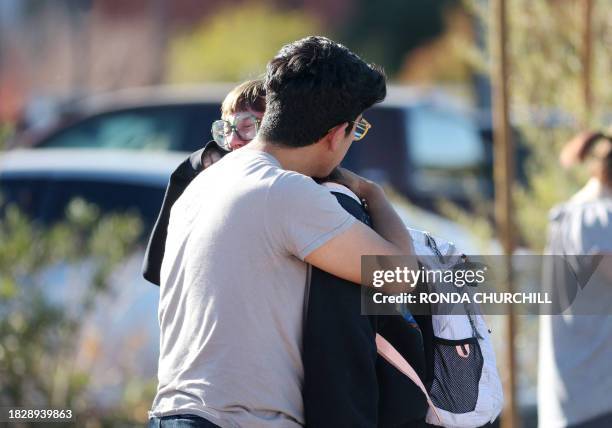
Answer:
[{"xmin": 259, "ymin": 36, "xmax": 386, "ymax": 147}]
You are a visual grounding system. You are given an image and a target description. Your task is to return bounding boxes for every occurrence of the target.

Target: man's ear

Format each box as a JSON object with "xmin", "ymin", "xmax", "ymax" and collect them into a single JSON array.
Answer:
[{"xmin": 326, "ymin": 122, "xmax": 350, "ymax": 151}]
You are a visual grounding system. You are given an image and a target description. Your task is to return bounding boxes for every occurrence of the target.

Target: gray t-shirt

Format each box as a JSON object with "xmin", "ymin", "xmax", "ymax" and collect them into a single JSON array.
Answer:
[
  {"xmin": 149, "ymin": 149, "xmax": 356, "ymax": 428},
  {"xmin": 538, "ymin": 179, "xmax": 612, "ymax": 427}
]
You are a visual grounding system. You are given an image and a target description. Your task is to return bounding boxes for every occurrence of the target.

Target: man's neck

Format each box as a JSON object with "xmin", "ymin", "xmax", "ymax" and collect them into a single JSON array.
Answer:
[{"xmin": 246, "ymin": 138, "xmax": 322, "ymax": 177}]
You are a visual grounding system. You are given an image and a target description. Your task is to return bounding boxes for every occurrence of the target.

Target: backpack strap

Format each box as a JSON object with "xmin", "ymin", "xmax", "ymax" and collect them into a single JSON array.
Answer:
[
  {"xmin": 375, "ymin": 333, "xmax": 442, "ymax": 425},
  {"xmin": 303, "ymin": 264, "xmax": 312, "ymax": 327}
]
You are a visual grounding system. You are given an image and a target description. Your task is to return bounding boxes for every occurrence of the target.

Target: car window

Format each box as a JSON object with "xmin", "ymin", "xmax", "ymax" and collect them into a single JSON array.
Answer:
[
  {"xmin": 37, "ymin": 104, "xmax": 220, "ymax": 152},
  {"xmin": 406, "ymin": 106, "xmax": 488, "ymax": 199},
  {"xmin": 341, "ymin": 106, "xmax": 408, "ymax": 186},
  {"xmin": 0, "ymin": 177, "xmax": 165, "ymax": 238}
]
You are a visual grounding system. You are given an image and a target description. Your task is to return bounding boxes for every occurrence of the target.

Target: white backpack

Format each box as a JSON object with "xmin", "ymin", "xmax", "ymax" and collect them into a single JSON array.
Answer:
[{"xmin": 377, "ymin": 229, "xmax": 504, "ymax": 428}]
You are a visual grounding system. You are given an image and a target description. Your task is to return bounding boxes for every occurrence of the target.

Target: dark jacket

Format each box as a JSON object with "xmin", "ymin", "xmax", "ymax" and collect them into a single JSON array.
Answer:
[
  {"xmin": 142, "ymin": 141, "xmax": 228, "ymax": 285},
  {"xmin": 142, "ymin": 146, "xmax": 428, "ymax": 427}
]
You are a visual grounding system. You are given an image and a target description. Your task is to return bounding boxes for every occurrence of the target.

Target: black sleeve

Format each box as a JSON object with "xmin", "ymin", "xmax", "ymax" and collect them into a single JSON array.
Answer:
[{"xmin": 142, "ymin": 141, "xmax": 229, "ymax": 285}]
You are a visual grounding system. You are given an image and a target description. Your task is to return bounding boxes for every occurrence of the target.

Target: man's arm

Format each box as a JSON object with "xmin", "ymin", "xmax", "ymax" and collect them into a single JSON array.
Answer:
[{"xmin": 305, "ymin": 168, "xmax": 418, "ymax": 288}]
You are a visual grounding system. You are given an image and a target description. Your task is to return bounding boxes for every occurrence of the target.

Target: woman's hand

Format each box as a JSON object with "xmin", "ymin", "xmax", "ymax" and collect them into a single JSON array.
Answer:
[
  {"xmin": 323, "ymin": 167, "xmax": 380, "ymax": 200},
  {"xmin": 202, "ymin": 148, "xmax": 223, "ymax": 169}
]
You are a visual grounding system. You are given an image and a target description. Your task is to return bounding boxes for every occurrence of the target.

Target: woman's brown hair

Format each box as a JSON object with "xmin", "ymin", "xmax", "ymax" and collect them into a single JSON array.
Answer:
[{"xmin": 221, "ymin": 79, "xmax": 266, "ymax": 119}]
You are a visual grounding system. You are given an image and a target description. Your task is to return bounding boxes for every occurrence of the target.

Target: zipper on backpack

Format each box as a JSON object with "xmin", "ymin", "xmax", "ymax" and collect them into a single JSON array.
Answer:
[{"xmin": 424, "ymin": 232, "xmax": 445, "ymax": 264}]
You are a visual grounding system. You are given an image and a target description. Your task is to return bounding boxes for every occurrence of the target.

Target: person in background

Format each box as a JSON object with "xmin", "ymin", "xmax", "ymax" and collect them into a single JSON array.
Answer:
[{"xmin": 539, "ymin": 129, "xmax": 612, "ymax": 428}]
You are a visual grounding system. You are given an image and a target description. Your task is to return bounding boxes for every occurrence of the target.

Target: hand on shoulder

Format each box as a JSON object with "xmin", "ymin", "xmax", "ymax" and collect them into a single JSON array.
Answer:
[{"xmin": 320, "ymin": 167, "xmax": 382, "ymax": 200}]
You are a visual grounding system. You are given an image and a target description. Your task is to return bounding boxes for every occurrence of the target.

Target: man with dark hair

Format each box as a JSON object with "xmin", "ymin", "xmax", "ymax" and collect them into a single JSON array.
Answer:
[
  {"xmin": 148, "ymin": 36, "xmax": 420, "ymax": 428},
  {"xmin": 259, "ymin": 36, "xmax": 386, "ymax": 148}
]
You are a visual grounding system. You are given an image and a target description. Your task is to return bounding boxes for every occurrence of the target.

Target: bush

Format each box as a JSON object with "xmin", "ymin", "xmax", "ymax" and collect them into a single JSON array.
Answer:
[
  {"xmin": 168, "ymin": 3, "xmax": 322, "ymax": 82},
  {"xmin": 0, "ymin": 199, "xmax": 155, "ymax": 426}
]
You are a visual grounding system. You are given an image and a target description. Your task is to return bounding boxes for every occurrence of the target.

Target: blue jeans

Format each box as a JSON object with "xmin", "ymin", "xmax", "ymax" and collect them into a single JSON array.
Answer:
[{"xmin": 147, "ymin": 415, "xmax": 220, "ymax": 428}]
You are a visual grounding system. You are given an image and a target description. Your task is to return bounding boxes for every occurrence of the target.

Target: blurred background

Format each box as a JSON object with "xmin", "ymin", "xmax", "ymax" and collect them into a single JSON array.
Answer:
[{"xmin": 0, "ymin": 0, "xmax": 611, "ymax": 426}]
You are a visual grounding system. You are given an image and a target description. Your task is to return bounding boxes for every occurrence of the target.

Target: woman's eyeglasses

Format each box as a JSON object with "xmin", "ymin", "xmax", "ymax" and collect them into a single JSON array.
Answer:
[{"xmin": 211, "ymin": 114, "xmax": 261, "ymax": 149}]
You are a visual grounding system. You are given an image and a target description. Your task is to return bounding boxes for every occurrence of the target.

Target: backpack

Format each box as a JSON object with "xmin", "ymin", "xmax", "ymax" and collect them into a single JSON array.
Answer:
[{"xmin": 378, "ymin": 229, "xmax": 504, "ymax": 428}]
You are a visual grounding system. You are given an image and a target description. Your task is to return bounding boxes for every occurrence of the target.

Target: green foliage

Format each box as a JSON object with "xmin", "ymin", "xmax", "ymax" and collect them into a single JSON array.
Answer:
[
  {"xmin": 0, "ymin": 123, "xmax": 14, "ymax": 152},
  {"xmin": 339, "ymin": 0, "xmax": 451, "ymax": 76},
  {"xmin": 461, "ymin": 0, "xmax": 612, "ymax": 250},
  {"xmin": 0, "ymin": 199, "xmax": 153, "ymax": 425},
  {"xmin": 506, "ymin": 0, "xmax": 611, "ymax": 249},
  {"xmin": 168, "ymin": 3, "xmax": 322, "ymax": 82}
]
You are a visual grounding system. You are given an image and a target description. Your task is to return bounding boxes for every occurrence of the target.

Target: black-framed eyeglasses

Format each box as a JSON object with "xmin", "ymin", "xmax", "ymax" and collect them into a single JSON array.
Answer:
[
  {"xmin": 351, "ymin": 117, "xmax": 372, "ymax": 141},
  {"xmin": 211, "ymin": 114, "xmax": 261, "ymax": 149}
]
